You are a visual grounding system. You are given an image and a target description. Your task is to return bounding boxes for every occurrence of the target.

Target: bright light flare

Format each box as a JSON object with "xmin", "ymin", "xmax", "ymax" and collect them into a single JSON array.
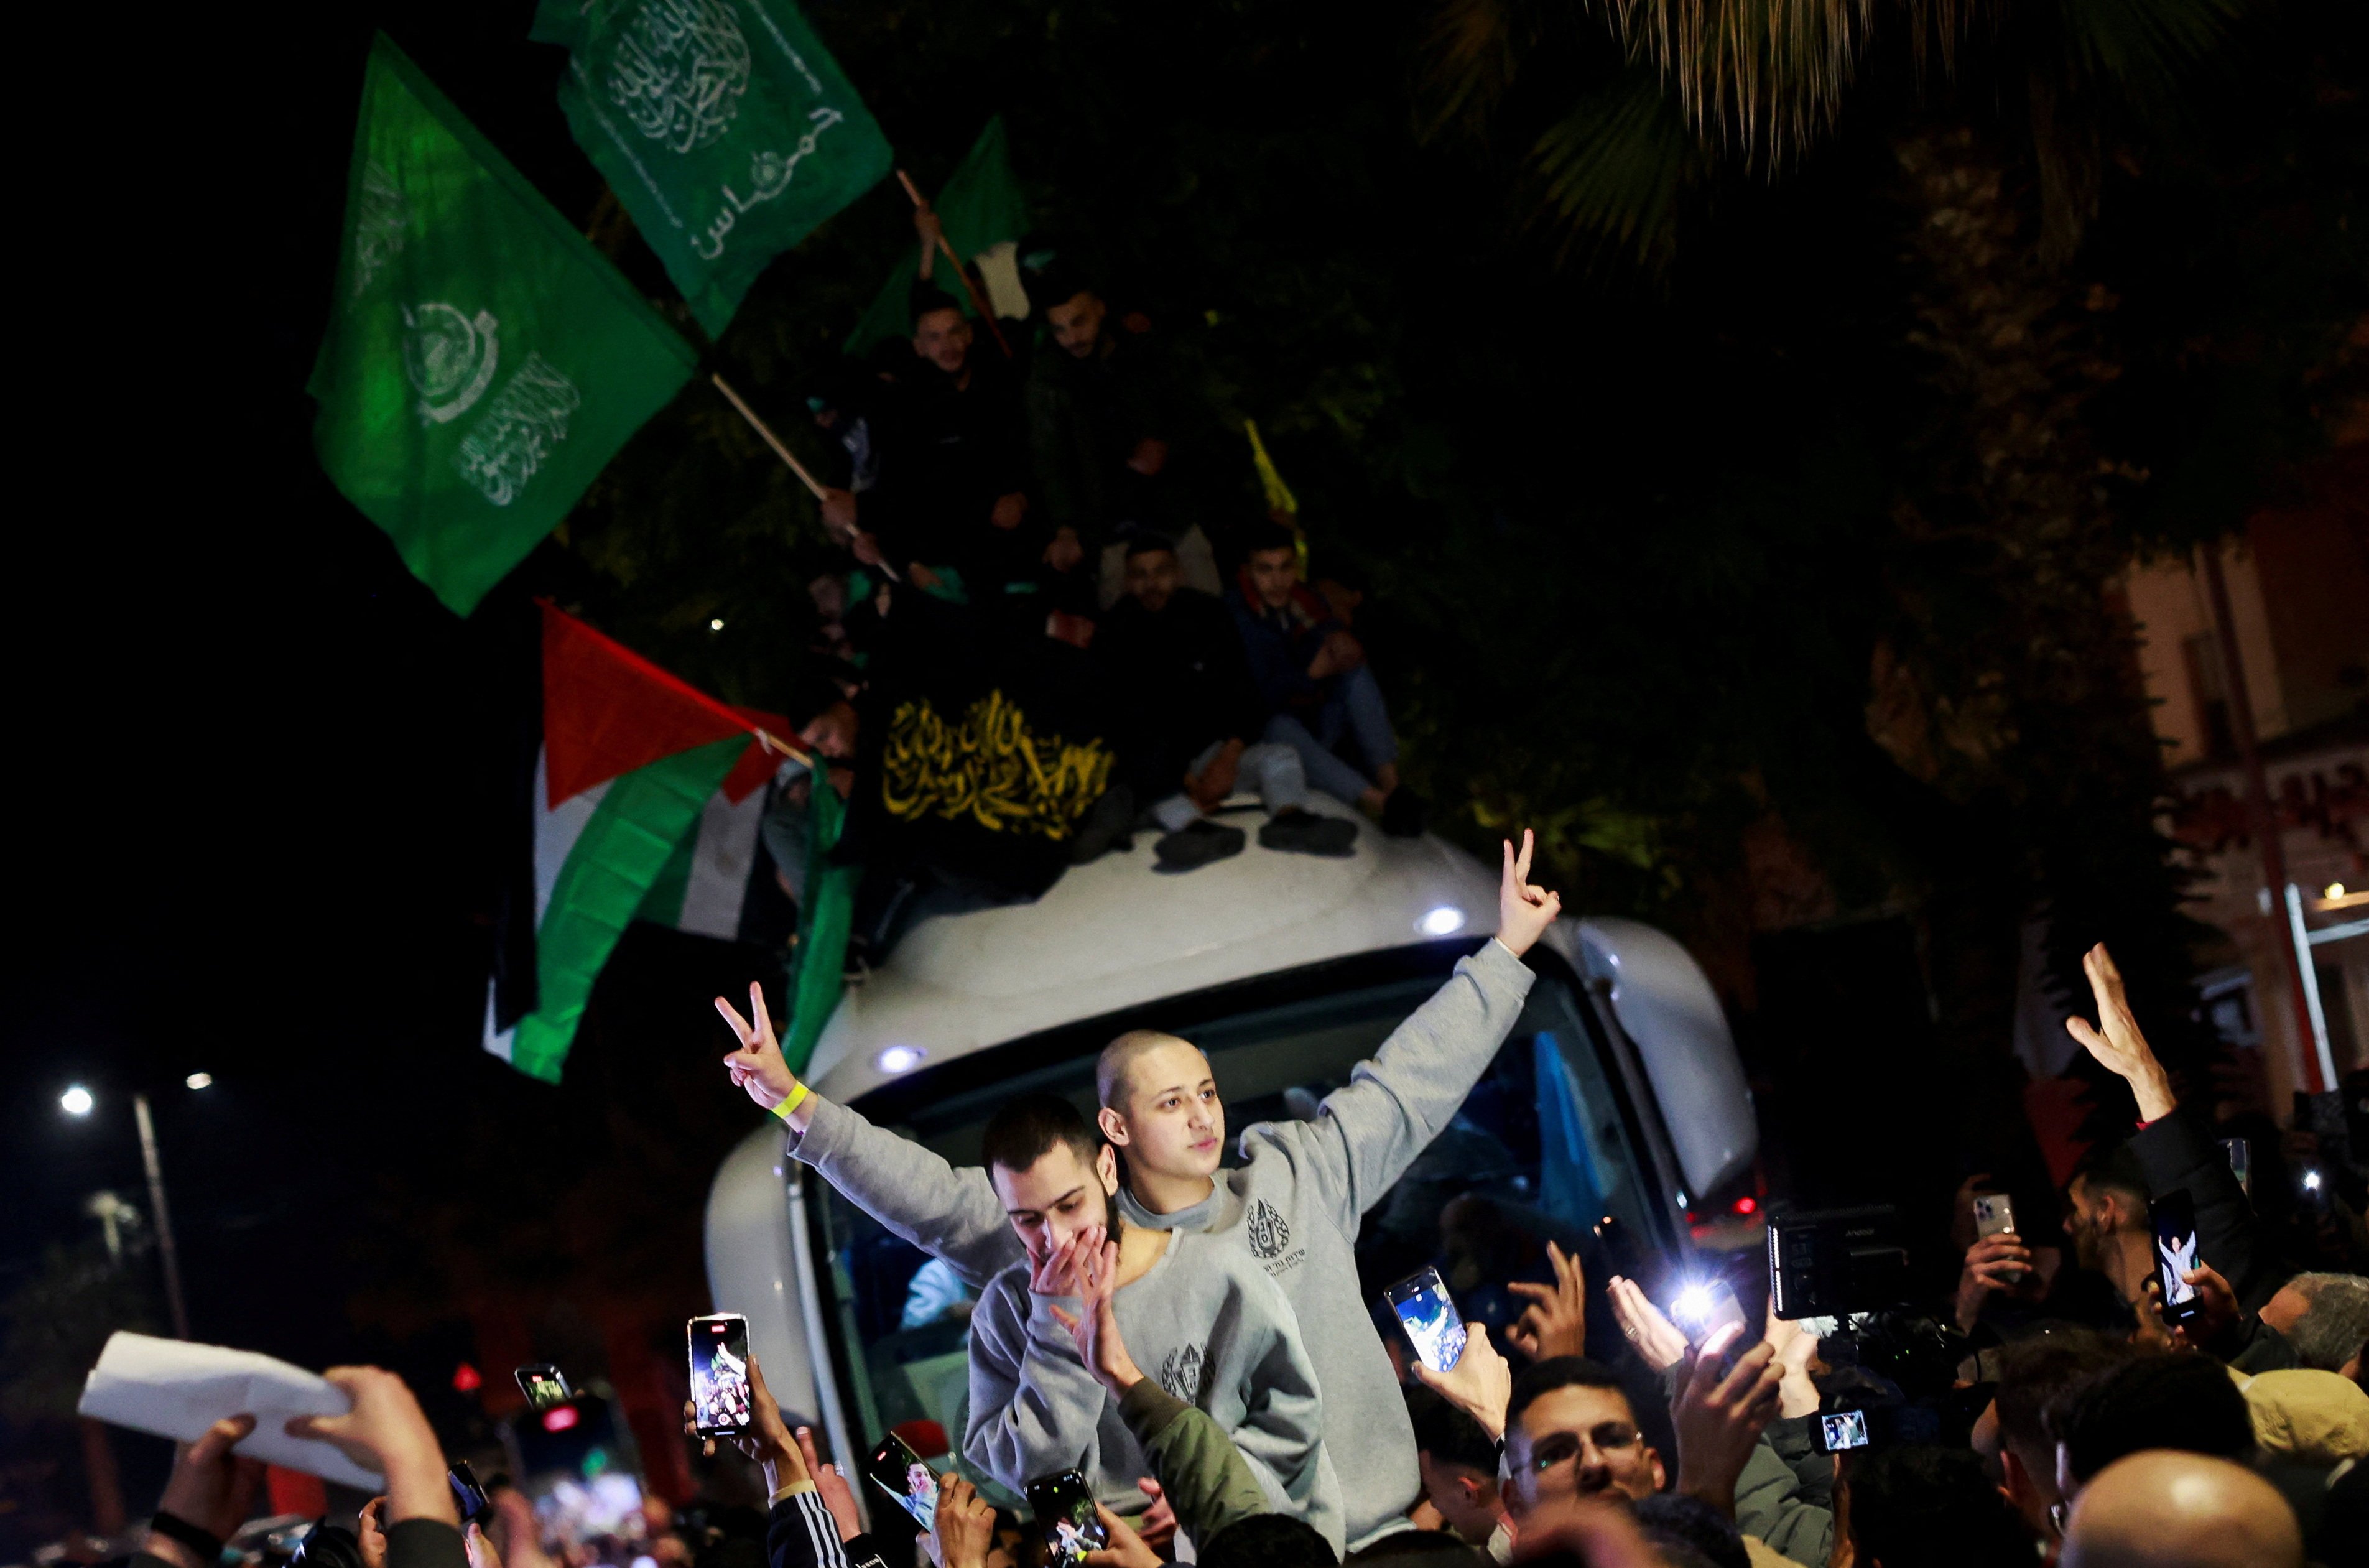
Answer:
[
  {"xmin": 1669, "ymin": 1285, "xmax": 1715, "ymax": 1325},
  {"xmin": 541, "ymin": 1405, "xmax": 580, "ymax": 1432},
  {"xmin": 710, "ymin": 618, "xmax": 726, "ymax": 632},
  {"xmin": 2329, "ymin": 883, "xmax": 2348, "ymax": 900},
  {"xmin": 2304, "ymin": 1169, "xmax": 2324, "ymax": 1192},
  {"xmin": 185, "ymin": 1072, "xmax": 213, "ymax": 1090},
  {"xmin": 876, "ymin": 1045, "xmax": 925, "ymax": 1075},
  {"xmin": 60, "ymin": 1086, "xmax": 94, "ymax": 1117},
  {"xmin": 1417, "ymin": 906, "xmax": 1467, "ymax": 937}
]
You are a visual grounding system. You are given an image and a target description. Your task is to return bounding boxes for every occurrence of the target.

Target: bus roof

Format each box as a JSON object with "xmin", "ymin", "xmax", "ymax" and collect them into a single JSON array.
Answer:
[{"xmin": 803, "ymin": 804, "xmax": 1501, "ymax": 1103}]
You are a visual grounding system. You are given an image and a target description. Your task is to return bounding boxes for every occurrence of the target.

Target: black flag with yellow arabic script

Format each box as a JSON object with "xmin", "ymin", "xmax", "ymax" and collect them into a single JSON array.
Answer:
[{"xmin": 850, "ymin": 593, "xmax": 1116, "ymax": 903}]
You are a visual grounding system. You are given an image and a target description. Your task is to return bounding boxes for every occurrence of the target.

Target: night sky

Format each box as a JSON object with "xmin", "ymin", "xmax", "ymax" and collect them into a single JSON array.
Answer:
[{"xmin": 7, "ymin": 0, "xmax": 725, "ymax": 1425}]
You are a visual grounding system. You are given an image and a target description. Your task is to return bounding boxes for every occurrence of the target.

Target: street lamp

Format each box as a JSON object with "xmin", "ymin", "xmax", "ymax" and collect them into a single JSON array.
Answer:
[{"xmin": 60, "ymin": 1085, "xmax": 192, "ymax": 1339}]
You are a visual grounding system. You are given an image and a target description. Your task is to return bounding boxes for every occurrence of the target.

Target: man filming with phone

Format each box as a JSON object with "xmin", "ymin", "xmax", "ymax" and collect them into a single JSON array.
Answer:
[{"xmin": 718, "ymin": 831, "xmax": 1562, "ymax": 1549}]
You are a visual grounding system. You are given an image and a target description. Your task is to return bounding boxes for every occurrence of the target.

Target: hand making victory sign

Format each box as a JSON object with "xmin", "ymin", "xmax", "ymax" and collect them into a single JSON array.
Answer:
[
  {"xmin": 1498, "ymin": 829, "xmax": 1563, "ymax": 958},
  {"xmin": 716, "ymin": 981, "xmax": 810, "ymax": 1128}
]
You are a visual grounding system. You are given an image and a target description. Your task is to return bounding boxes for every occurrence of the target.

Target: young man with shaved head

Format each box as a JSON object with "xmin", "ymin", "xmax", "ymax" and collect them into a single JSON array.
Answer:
[
  {"xmin": 961, "ymin": 1093, "xmax": 1340, "ymax": 1549},
  {"xmin": 718, "ymin": 832, "xmax": 1562, "ymax": 1549}
]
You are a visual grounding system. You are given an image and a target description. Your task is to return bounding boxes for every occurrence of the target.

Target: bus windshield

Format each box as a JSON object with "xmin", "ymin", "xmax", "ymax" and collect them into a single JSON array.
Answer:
[{"xmin": 808, "ymin": 946, "xmax": 1661, "ymax": 1489}]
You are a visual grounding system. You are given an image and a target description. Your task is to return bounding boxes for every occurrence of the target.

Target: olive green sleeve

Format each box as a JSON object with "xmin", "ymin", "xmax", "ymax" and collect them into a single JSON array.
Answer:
[{"xmin": 1116, "ymin": 1380, "xmax": 1272, "ymax": 1542}]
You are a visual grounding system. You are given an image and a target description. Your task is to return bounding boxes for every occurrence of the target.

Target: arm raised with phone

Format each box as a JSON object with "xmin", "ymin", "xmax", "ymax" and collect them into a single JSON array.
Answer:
[{"xmin": 2065, "ymin": 942, "xmax": 2289, "ymax": 1312}]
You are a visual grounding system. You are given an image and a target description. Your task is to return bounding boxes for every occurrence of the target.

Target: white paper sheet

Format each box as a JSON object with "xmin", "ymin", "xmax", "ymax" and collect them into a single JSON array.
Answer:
[{"xmin": 76, "ymin": 1332, "xmax": 385, "ymax": 1491}]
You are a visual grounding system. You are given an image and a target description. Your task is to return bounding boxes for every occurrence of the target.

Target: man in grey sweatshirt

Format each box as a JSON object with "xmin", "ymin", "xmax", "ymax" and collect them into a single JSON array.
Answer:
[
  {"xmin": 963, "ymin": 1094, "xmax": 1340, "ymax": 1549},
  {"xmin": 717, "ymin": 832, "xmax": 1562, "ymax": 1549}
]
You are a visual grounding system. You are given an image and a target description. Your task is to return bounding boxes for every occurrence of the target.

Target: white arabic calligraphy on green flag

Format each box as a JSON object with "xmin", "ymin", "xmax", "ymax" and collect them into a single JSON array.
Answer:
[
  {"xmin": 534, "ymin": 0, "xmax": 892, "ymax": 335},
  {"xmin": 308, "ymin": 34, "xmax": 698, "ymax": 618}
]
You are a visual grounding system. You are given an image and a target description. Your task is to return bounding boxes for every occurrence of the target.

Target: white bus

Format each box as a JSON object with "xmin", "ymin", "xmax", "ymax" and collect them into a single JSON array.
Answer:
[{"xmin": 703, "ymin": 815, "xmax": 1756, "ymax": 1498}]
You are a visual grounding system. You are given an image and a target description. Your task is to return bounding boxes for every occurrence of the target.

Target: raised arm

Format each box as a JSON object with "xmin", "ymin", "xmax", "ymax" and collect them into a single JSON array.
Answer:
[
  {"xmin": 1248, "ymin": 833, "xmax": 1554, "ymax": 1232},
  {"xmin": 718, "ymin": 983, "xmax": 1021, "ymax": 1287},
  {"xmin": 2065, "ymin": 944, "xmax": 2287, "ymax": 1310},
  {"xmin": 2062, "ymin": 943, "xmax": 2176, "ymax": 1123}
]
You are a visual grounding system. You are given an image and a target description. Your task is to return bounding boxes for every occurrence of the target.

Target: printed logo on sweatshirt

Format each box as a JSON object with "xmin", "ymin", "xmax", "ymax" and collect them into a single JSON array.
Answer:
[
  {"xmin": 1246, "ymin": 1199, "xmax": 1292, "ymax": 1260},
  {"xmin": 1158, "ymin": 1344, "xmax": 1204, "ymax": 1404}
]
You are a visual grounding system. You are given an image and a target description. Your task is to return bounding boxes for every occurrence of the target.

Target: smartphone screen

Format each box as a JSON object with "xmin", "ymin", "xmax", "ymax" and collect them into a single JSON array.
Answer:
[
  {"xmin": 2149, "ymin": 1190, "xmax": 2203, "ymax": 1323},
  {"xmin": 865, "ymin": 1432, "xmax": 937, "ymax": 1534},
  {"xmin": 447, "ymin": 1461, "xmax": 491, "ymax": 1524},
  {"xmin": 1814, "ymin": 1411, "xmax": 1870, "ymax": 1454},
  {"xmin": 516, "ymin": 1365, "xmax": 572, "ymax": 1413},
  {"xmin": 688, "ymin": 1314, "xmax": 753, "ymax": 1437},
  {"xmin": 1383, "ymin": 1266, "xmax": 1468, "ymax": 1373},
  {"xmin": 1972, "ymin": 1194, "xmax": 2017, "ymax": 1240},
  {"xmin": 1668, "ymin": 1279, "xmax": 1749, "ymax": 1350},
  {"xmin": 1026, "ymin": 1469, "xmax": 1108, "ymax": 1568}
]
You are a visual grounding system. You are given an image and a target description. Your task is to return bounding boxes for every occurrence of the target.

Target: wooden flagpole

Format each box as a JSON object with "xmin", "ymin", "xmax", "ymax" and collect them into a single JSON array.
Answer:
[
  {"xmin": 897, "ymin": 169, "xmax": 1014, "ymax": 360},
  {"xmin": 711, "ymin": 373, "xmax": 826, "ymax": 498},
  {"xmin": 753, "ymin": 728, "xmax": 814, "ymax": 769},
  {"xmin": 709, "ymin": 373, "xmax": 901, "ymax": 583}
]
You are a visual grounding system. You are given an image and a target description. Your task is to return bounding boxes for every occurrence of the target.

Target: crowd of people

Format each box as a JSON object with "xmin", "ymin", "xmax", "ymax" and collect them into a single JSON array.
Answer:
[
  {"xmin": 93, "ymin": 206, "xmax": 2368, "ymax": 1568},
  {"xmin": 104, "ymin": 843, "xmax": 2369, "ymax": 1568},
  {"xmin": 762, "ymin": 208, "xmax": 1421, "ymax": 960}
]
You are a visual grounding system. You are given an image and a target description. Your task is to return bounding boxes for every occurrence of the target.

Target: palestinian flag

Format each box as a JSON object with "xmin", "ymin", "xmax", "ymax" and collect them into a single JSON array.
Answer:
[{"xmin": 487, "ymin": 603, "xmax": 794, "ymax": 1082}]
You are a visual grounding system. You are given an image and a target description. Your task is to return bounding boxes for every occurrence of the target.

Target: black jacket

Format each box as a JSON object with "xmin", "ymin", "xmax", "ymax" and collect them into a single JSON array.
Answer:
[
  {"xmin": 869, "ymin": 353, "xmax": 1037, "ymax": 580},
  {"xmin": 765, "ymin": 1491, "xmax": 891, "ymax": 1568},
  {"xmin": 2132, "ymin": 1105, "xmax": 2294, "ymax": 1312},
  {"xmin": 1094, "ymin": 588, "xmax": 1266, "ymax": 800},
  {"xmin": 1025, "ymin": 330, "xmax": 1177, "ymax": 545}
]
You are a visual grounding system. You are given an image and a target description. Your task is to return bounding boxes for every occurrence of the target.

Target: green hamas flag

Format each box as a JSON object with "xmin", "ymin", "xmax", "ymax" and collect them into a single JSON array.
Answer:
[
  {"xmin": 534, "ymin": 0, "xmax": 892, "ymax": 335},
  {"xmin": 846, "ymin": 117, "xmax": 1030, "ymax": 355},
  {"xmin": 310, "ymin": 34, "xmax": 697, "ymax": 618}
]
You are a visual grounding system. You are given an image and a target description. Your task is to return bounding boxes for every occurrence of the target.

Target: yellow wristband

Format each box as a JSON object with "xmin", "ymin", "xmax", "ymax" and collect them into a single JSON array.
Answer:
[{"xmin": 770, "ymin": 1082, "xmax": 811, "ymax": 1123}]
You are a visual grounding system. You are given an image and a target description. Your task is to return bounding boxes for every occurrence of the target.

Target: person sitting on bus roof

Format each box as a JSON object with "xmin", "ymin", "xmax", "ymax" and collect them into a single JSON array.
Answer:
[
  {"xmin": 713, "ymin": 829, "xmax": 1562, "ymax": 1552},
  {"xmin": 962, "ymin": 1093, "xmax": 1342, "ymax": 1550},
  {"xmin": 1093, "ymin": 536, "xmax": 1358, "ymax": 871},
  {"xmin": 1230, "ymin": 524, "xmax": 1421, "ymax": 837}
]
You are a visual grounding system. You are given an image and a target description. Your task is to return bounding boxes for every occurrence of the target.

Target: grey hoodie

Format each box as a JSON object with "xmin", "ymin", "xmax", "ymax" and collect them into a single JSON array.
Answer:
[
  {"xmin": 789, "ymin": 939, "xmax": 1536, "ymax": 1549},
  {"xmin": 963, "ymin": 1227, "xmax": 1343, "ymax": 1550}
]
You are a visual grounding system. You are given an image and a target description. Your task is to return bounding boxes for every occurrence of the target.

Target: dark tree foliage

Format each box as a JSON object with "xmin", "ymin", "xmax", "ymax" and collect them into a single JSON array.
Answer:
[
  {"xmin": 213, "ymin": 0, "xmax": 2359, "ymax": 1324},
  {"xmin": 531, "ymin": 0, "xmax": 2360, "ymax": 1065}
]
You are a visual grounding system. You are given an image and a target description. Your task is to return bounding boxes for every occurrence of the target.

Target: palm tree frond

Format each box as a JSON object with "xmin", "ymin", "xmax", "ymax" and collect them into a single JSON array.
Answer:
[
  {"xmin": 1529, "ymin": 68, "xmax": 1707, "ymax": 272},
  {"xmin": 1416, "ymin": 0, "xmax": 1537, "ymax": 141},
  {"xmin": 1594, "ymin": 0, "xmax": 1873, "ymax": 164},
  {"xmin": 2056, "ymin": 0, "xmax": 2245, "ymax": 106}
]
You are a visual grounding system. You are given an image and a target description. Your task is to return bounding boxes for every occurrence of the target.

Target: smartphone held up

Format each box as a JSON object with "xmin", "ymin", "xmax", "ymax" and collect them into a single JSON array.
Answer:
[
  {"xmin": 447, "ymin": 1460, "xmax": 493, "ymax": 1525},
  {"xmin": 688, "ymin": 1314, "xmax": 753, "ymax": 1437},
  {"xmin": 2149, "ymin": 1190, "xmax": 2205, "ymax": 1329},
  {"xmin": 1383, "ymin": 1266, "xmax": 1468, "ymax": 1373},
  {"xmin": 1971, "ymin": 1194, "xmax": 2017, "ymax": 1241},
  {"xmin": 865, "ymin": 1432, "xmax": 939, "ymax": 1534},
  {"xmin": 516, "ymin": 1364, "xmax": 573, "ymax": 1413},
  {"xmin": 1668, "ymin": 1278, "xmax": 1748, "ymax": 1349},
  {"xmin": 1027, "ymin": 1469, "xmax": 1108, "ymax": 1568}
]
